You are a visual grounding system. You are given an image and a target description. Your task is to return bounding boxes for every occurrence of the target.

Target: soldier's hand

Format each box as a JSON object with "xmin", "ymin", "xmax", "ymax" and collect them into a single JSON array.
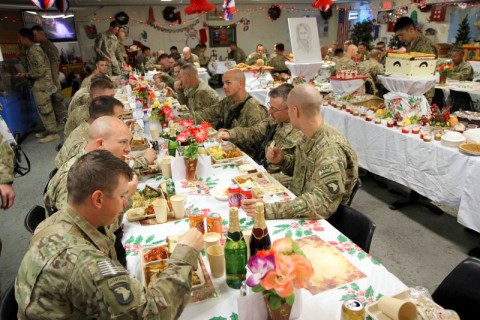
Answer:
[
  {"xmin": 127, "ymin": 174, "xmax": 139, "ymax": 197},
  {"xmin": 179, "ymin": 228, "xmax": 204, "ymax": 252},
  {"xmin": 0, "ymin": 184, "xmax": 15, "ymax": 209},
  {"xmin": 266, "ymin": 146, "xmax": 284, "ymax": 164},
  {"xmin": 143, "ymin": 148, "xmax": 157, "ymax": 164},
  {"xmin": 165, "ymin": 86, "xmax": 175, "ymax": 97},
  {"xmin": 216, "ymin": 129, "xmax": 230, "ymax": 142},
  {"xmin": 241, "ymin": 198, "xmax": 264, "ymax": 218},
  {"xmin": 173, "ymin": 80, "xmax": 183, "ymax": 92}
]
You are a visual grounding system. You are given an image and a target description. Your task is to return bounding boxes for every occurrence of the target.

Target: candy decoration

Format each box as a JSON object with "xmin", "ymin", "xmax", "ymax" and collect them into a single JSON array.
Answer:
[
  {"xmin": 222, "ymin": 0, "xmax": 235, "ymax": 21},
  {"xmin": 311, "ymin": 0, "xmax": 333, "ymax": 9},
  {"xmin": 31, "ymin": 0, "xmax": 55, "ymax": 10},
  {"xmin": 184, "ymin": 0, "xmax": 214, "ymax": 15},
  {"xmin": 54, "ymin": 0, "xmax": 69, "ymax": 13},
  {"xmin": 147, "ymin": 6, "xmax": 155, "ymax": 24}
]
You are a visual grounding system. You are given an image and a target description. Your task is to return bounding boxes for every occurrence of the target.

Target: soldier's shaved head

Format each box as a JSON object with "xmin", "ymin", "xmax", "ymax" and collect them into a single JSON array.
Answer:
[
  {"xmin": 224, "ymin": 69, "xmax": 245, "ymax": 84},
  {"xmin": 86, "ymin": 116, "xmax": 132, "ymax": 159},
  {"xmin": 288, "ymin": 84, "xmax": 322, "ymax": 117},
  {"xmin": 87, "ymin": 116, "xmax": 128, "ymax": 141}
]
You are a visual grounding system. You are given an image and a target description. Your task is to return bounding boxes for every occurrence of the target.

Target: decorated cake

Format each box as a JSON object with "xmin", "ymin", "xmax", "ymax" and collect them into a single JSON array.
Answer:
[{"xmin": 385, "ymin": 52, "xmax": 437, "ymax": 78}]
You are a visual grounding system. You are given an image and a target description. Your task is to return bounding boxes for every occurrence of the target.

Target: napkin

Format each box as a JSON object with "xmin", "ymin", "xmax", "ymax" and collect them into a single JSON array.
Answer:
[
  {"xmin": 237, "ymin": 291, "xmax": 302, "ymax": 320},
  {"xmin": 171, "ymin": 155, "xmax": 214, "ymax": 181}
]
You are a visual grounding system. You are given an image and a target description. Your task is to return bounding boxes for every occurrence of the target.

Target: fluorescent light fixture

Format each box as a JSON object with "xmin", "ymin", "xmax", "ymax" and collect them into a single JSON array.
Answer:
[
  {"xmin": 64, "ymin": 15, "xmax": 74, "ymax": 18},
  {"xmin": 41, "ymin": 14, "xmax": 66, "ymax": 18},
  {"xmin": 26, "ymin": 11, "xmax": 37, "ymax": 15},
  {"xmin": 161, "ymin": 0, "xmax": 173, "ymax": 2}
]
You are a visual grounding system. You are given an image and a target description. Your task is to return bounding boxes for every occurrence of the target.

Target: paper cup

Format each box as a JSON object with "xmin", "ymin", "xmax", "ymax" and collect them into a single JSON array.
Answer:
[
  {"xmin": 206, "ymin": 245, "xmax": 225, "ymax": 278},
  {"xmin": 170, "ymin": 194, "xmax": 186, "ymax": 219},
  {"xmin": 378, "ymin": 296, "xmax": 417, "ymax": 320},
  {"xmin": 243, "ymin": 228, "xmax": 252, "ymax": 260},
  {"xmin": 203, "ymin": 232, "xmax": 221, "ymax": 251},
  {"xmin": 160, "ymin": 156, "xmax": 172, "ymax": 179},
  {"xmin": 150, "ymin": 126, "xmax": 160, "ymax": 141},
  {"xmin": 152, "ymin": 199, "xmax": 168, "ymax": 223}
]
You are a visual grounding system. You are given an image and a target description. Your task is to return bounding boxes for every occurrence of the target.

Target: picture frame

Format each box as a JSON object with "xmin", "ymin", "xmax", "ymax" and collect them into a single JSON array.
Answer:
[{"xmin": 209, "ymin": 26, "xmax": 236, "ymax": 48}]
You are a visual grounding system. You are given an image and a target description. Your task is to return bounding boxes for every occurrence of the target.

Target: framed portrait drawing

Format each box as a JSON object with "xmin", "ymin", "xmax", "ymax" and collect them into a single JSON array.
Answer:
[
  {"xmin": 209, "ymin": 26, "xmax": 236, "ymax": 48},
  {"xmin": 288, "ymin": 17, "xmax": 322, "ymax": 63}
]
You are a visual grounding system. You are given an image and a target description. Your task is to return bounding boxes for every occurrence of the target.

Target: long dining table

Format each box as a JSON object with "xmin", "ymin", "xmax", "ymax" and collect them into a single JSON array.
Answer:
[{"xmin": 122, "ymin": 143, "xmax": 407, "ymax": 319}]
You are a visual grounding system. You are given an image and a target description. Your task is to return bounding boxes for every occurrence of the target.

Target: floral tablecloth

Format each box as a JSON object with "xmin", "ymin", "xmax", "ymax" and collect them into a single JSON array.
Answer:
[{"xmin": 122, "ymin": 151, "xmax": 406, "ymax": 320}]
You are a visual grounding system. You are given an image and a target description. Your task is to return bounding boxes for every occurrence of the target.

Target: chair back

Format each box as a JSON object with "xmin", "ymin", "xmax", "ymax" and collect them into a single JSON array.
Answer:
[
  {"xmin": 450, "ymin": 89, "xmax": 474, "ymax": 112},
  {"xmin": 327, "ymin": 204, "xmax": 376, "ymax": 253},
  {"xmin": 432, "ymin": 257, "xmax": 480, "ymax": 320},
  {"xmin": 0, "ymin": 282, "xmax": 18, "ymax": 320},
  {"xmin": 347, "ymin": 178, "xmax": 362, "ymax": 206},
  {"xmin": 24, "ymin": 205, "xmax": 47, "ymax": 234},
  {"xmin": 432, "ymin": 88, "xmax": 446, "ymax": 109},
  {"xmin": 364, "ymin": 76, "xmax": 378, "ymax": 96}
]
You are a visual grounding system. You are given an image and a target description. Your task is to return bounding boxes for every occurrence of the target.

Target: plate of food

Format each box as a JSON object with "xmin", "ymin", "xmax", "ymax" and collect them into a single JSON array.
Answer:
[
  {"xmin": 125, "ymin": 205, "xmax": 156, "ymax": 222},
  {"xmin": 207, "ymin": 143, "xmax": 243, "ymax": 163},
  {"xmin": 232, "ymin": 172, "xmax": 286, "ymax": 196},
  {"xmin": 459, "ymin": 142, "xmax": 480, "ymax": 156},
  {"xmin": 211, "ymin": 186, "xmax": 228, "ymax": 201},
  {"xmin": 139, "ymin": 164, "xmax": 161, "ymax": 176}
]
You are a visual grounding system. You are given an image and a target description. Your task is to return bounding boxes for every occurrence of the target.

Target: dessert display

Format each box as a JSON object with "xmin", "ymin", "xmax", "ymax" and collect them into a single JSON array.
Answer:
[
  {"xmin": 459, "ymin": 143, "xmax": 480, "ymax": 156},
  {"xmin": 233, "ymin": 63, "xmax": 274, "ymax": 72},
  {"xmin": 385, "ymin": 52, "xmax": 437, "ymax": 77}
]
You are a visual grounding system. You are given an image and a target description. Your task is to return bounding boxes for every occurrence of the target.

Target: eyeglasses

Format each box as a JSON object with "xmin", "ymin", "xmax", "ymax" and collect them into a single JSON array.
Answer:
[{"xmin": 267, "ymin": 102, "xmax": 287, "ymax": 113}]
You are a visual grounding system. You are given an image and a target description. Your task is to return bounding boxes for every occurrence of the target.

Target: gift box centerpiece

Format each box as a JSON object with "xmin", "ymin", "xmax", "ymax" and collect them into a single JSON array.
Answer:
[{"xmin": 385, "ymin": 52, "xmax": 437, "ymax": 78}]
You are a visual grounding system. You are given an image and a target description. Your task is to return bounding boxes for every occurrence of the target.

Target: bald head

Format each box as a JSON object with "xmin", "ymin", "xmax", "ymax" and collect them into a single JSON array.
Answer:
[
  {"xmin": 346, "ymin": 45, "xmax": 358, "ymax": 58},
  {"xmin": 288, "ymin": 84, "xmax": 322, "ymax": 117},
  {"xmin": 224, "ymin": 69, "xmax": 245, "ymax": 84},
  {"xmin": 86, "ymin": 116, "xmax": 132, "ymax": 158}
]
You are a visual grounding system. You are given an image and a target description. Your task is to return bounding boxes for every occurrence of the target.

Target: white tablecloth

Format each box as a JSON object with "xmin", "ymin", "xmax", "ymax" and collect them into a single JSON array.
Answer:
[
  {"xmin": 436, "ymin": 80, "xmax": 480, "ymax": 112},
  {"xmin": 378, "ymin": 75, "xmax": 436, "ymax": 96},
  {"xmin": 123, "ymin": 148, "xmax": 406, "ymax": 320},
  {"xmin": 321, "ymin": 106, "xmax": 480, "ymax": 233},
  {"xmin": 470, "ymin": 61, "xmax": 480, "ymax": 81},
  {"xmin": 330, "ymin": 78, "xmax": 365, "ymax": 96},
  {"xmin": 247, "ymin": 88, "xmax": 270, "ymax": 106},
  {"xmin": 244, "ymin": 70, "xmax": 274, "ymax": 90},
  {"xmin": 286, "ymin": 61, "xmax": 323, "ymax": 80},
  {"xmin": 198, "ymin": 70, "xmax": 210, "ymax": 83},
  {"xmin": 208, "ymin": 61, "xmax": 236, "ymax": 75}
]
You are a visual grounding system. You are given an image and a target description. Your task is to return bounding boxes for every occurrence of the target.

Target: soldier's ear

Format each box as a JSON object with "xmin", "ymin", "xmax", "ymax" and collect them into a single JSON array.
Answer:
[{"xmin": 91, "ymin": 190, "xmax": 103, "ymax": 209}]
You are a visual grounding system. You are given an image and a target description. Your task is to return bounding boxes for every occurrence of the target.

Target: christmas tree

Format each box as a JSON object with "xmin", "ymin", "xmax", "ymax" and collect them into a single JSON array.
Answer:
[
  {"xmin": 455, "ymin": 15, "xmax": 471, "ymax": 46},
  {"xmin": 387, "ymin": 34, "xmax": 404, "ymax": 50},
  {"xmin": 350, "ymin": 20, "xmax": 374, "ymax": 48}
]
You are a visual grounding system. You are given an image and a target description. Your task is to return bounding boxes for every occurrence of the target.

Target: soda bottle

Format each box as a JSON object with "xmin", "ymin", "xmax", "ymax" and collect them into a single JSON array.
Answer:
[
  {"xmin": 250, "ymin": 202, "xmax": 271, "ymax": 257},
  {"xmin": 225, "ymin": 207, "xmax": 247, "ymax": 289}
]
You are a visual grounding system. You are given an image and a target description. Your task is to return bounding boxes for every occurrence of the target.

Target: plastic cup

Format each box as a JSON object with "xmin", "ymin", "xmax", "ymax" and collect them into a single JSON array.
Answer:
[
  {"xmin": 160, "ymin": 156, "xmax": 172, "ymax": 179},
  {"xmin": 206, "ymin": 245, "xmax": 225, "ymax": 278},
  {"xmin": 170, "ymin": 194, "xmax": 186, "ymax": 219},
  {"xmin": 150, "ymin": 126, "xmax": 160, "ymax": 141},
  {"xmin": 378, "ymin": 296, "xmax": 417, "ymax": 320},
  {"xmin": 152, "ymin": 199, "xmax": 168, "ymax": 223},
  {"xmin": 203, "ymin": 232, "xmax": 221, "ymax": 251}
]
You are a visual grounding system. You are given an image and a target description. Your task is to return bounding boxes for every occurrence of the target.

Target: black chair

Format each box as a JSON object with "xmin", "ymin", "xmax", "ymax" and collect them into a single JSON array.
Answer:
[
  {"xmin": 0, "ymin": 282, "xmax": 18, "ymax": 320},
  {"xmin": 432, "ymin": 257, "xmax": 480, "ymax": 320},
  {"xmin": 450, "ymin": 89, "xmax": 474, "ymax": 112},
  {"xmin": 347, "ymin": 178, "xmax": 362, "ymax": 206},
  {"xmin": 432, "ymin": 88, "xmax": 446, "ymax": 109},
  {"xmin": 327, "ymin": 204, "xmax": 376, "ymax": 253},
  {"xmin": 49, "ymin": 168, "xmax": 58, "ymax": 180},
  {"xmin": 24, "ymin": 205, "xmax": 47, "ymax": 234}
]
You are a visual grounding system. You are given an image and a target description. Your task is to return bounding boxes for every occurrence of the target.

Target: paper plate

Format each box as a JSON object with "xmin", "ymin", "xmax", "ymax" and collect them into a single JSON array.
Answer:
[{"xmin": 211, "ymin": 186, "xmax": 228, "ymax": 201}]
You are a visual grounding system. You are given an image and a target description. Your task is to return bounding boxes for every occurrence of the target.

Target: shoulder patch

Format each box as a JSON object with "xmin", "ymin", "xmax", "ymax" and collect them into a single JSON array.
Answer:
[
  {"xmin": 108, "ymin": 277, "xmax": 134, "ymax": 305},
  {"xmin": 325, "ymin": 180, "xmax": 340, "ymax": 194},
  {"xmin": 97, "ymin": 260, "xmax": 127, "ymax": 278}
]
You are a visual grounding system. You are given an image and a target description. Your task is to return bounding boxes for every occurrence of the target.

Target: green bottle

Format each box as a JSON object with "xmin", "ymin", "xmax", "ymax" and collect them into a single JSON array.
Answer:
[
  {"xmin": 225, "ymin": 207, "xmax": 247, "ymax": 289},
  {"xmin": 140, "ymin": 63, "xmax": 145, "ymax": 77}
]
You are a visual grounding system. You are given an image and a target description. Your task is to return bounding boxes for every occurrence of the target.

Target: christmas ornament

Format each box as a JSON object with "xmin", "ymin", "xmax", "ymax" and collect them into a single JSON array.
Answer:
[
  {"xmin": 31, "ymin": 0, "xmax": 55, "ymax": 10},
  {"xmin": 222, "ymin": 0, "xmax": 235, "ymax": 21},
  {"xmin": 163, "ymin": 6, "xmax": 178, "ymax": 23},
  {"xmin": 199, "ymin": 28, "xmax": 208, "ymax": 43},
  {"xmin": 147, "ymin": 6, "xmax": 155, "ymax": 24},
  {"xmin": 115, "ymin": 11, "xmax": 130, "ymax": 25},
  {"xmin": 84, "ymin": 24, "xmax": 98, "ymax": 40},
  {"xmin": 184, "ymin": 0, "xmax": 215, "ymax": 15},
  {"xmin": 268, "ymin": 4, "xmax": 281, "ymax": 21},
  {"xmin": 311, "ymin": 0, "xmax": 332, "ymax": 10},
  {"xmin": 55, "ymin": 0, "xmax": 69, "ymax": 13},
  {"xmin": 320, "ymin": 7, "xmax": 333, "ymax": 20}
]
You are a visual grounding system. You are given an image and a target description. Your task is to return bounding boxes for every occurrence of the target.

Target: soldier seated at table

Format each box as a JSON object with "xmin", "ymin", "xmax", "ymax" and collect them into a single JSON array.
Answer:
[
  {"xmin": 56, "ymin": 96, "xmax": 124, "ymax": 168},
  {"xmin": 358, "ymin": 49, "xmax": 385, "ymax": 84},
  {"xmin": 448, "ymin": 47, "xmax": 474, "ymax": 81},
  {"xmin": 228, "ymin": 42, "xmax": 247, "ymax": 64},
  {"xmin": 192, "ymin": 43, "xmax": 210, "ymax": 68},
  {"xmin": 182, "ymin": 46, "xmax": 200, "ymax": 65},
  {"xmin": 246, "ymin": 44, "xmax": 267, "ymax": 66},
  {"xmin": 268, "ymin": 43, "xmax": 289, "ymax": 74},
  {"xmin": 335, "ymin": 45, "xmax": 358, "ymax": 74},
  {"xmin": 216, "ymin": 84, "xmax": 303, "ymax": 187},
  {"xmin": 358, "ymin": 42, "xmax": 369, "ymax": 62},
  {"xmin": 17, "ymin": 150, "xmax": 203, "ymax": 319},
  {"xmin": 241, "ymin": 84, "xmax": 358, "ymax": 220},
  {"xmin": 80, "ymin": 59, "xmax": 110, "ymax": 90},
  {"xmin": 181, "ymin": 69, "xmax": 268, "ymax": 157},
  {"xmin": 135, "ymin": 46, "xmax": 157, "ymax": 71}
]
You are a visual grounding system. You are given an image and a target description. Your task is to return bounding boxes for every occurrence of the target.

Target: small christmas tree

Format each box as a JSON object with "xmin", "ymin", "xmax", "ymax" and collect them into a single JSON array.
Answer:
[
  {"xmin": 350, "ymin": 20, "xmax": 374, "ymax": 48},
  {"xmin": 455, "ymin": 15, "xmax": 471, "ymax": 46},
  {"xmin": 388, "ymin": 34, "xmax": 404, "ymax": 50}
]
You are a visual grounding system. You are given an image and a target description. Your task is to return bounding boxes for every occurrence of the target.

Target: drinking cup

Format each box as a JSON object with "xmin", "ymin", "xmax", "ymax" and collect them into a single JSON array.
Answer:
[
  {"xmin": 203, "ymin": 232, "xmax": 221, "ymax": 251},
  {"xmin": 152, "ymin": 199, "xmax": 168, "ymax": 223},
  {"xmin": 160, "ymin": 156, "xmax": 172, "ymax": 179},
  {"xmin": 378, "ymin": 296, "xmax": 416, "ymax": 320},
  {"xmin": 206, "ymin": 245, "xmax": 225, "ymax": 278},
  {"xmin": 170, "ymin": 194, "xmax": 186, "ymax": 219}
]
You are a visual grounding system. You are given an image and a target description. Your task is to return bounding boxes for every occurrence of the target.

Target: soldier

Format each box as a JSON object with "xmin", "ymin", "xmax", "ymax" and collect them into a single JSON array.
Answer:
[
  {"xmin": 241, "ymin": 84, "xmax": 358, "ymax": 219},
  {"xmin": 394, "ymin": 17, "xmax": 438, "ymax": 55},
  {"xmin": 135, "ymin": 46, "xmax": 153, "ymax": 70},
  {"xmin": 17, "ymin": 28, "xmax": 60, "ymax": 144},
  {"xmin": 246, "ymin": 44, "xmax": 267, "ymax": 66},
  {"xmin": 216, "ymin": 84, "xmax": 303, "ymax": 186},
  {"xmin": 358, "ymin": 49, "xmax": 385, "ymax": 83},
  {"xmin": 31, "ymin": 25, "xmax": 67, "ymax": 128},
  {"xmin": 80, "ymin": 59, "xmax": 109, "ymax": 90},
  {"xmin": 268, "ymin": 43, "xmax": 289, "ymax": 74},
  {"xmin": 116, "ymin": 28, "xmax": 128, "ymax": 64},
  {"xmin": 55, "ymin": 96, "xmax": 124, "ymax": 168},
  {"xmin": 0, "ymin": 134, "xmax": 15, "ymax": 210},
  {"xmin": 321, "ymin": 45, "xmax": 330, "ymax": 61},
  {"xmin": 196, "ymin": 43, "xmax": 210, "ymax": 68},
  {"xmin": 181, "ymin": 69, "xmax": 268, "ymax": 156},
  {"xmin": 228, "ymin": 42, "xmax": 247, "ymax": 64},
  {"xmin": 46, "ymin": 116, "xmax": 157, "ymax": 213},
  {"xmin": 335, "ymin": 45, "xmax": 358, "ymax": 73},
  {"xmin": 175, "ymin": 64, "xmax": 219, "ymax": 112},
  {"xmin": 449, "ymin": 47, "xmax": 474, "ymax": 81},
  {"xmin": 94, "ymin": 21, "xmax": 123, "ymax": 76},
  {"xmin": 170, "ymin": 45, "xmax": 179, "ymax": 54},
  {"xmin": 17, "ymin": 150, "xmax": 203, "ymax": 319},
  {"xmin": 182, "ymin": 46, "xmax": 200, "ymax": 65},
  {"xmin": 157, "ymin": 53, "xmax": 173, "ymax": 74},
  {"xmin": 357, "ymin": 42, "xmax": 369, "ymax": 62},
  {"xmin": 375, "ymin": 41, "xmax": 387, "ymax": 65},
  {"xmin": 64, "ymin": 77, "xmax": 115, "ymax": 137}
]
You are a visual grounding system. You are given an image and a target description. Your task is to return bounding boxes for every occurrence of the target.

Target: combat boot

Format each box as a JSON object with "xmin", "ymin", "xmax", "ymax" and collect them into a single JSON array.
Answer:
[{"xmin": 38, "ymin": 133, "xmax": 60, "ymax": 144}]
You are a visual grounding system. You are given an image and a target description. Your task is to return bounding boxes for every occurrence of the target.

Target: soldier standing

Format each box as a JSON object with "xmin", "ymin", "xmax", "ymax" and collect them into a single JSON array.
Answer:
[
  {"xmin": 17, "ymin": 28, "xmax": 60, "ymax": 144},
  {"xmin": 0, "ymin": 133, "xmax": 15, "ymax": 210},
  {"xmin": 94, "ymin": 21, "xmax": 122, "ymax": 76}
]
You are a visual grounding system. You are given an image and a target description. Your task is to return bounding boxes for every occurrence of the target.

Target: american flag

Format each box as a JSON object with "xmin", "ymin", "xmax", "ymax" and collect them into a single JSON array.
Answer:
[{"xmin": 336, "ymin": 9, "xmax": 350, "ymax": 47}]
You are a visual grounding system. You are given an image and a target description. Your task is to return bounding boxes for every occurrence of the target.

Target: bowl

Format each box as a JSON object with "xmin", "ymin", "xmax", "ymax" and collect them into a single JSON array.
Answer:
[{"xmin": 441, "ymin": 132, "xmax": 466, "ymax": 148}]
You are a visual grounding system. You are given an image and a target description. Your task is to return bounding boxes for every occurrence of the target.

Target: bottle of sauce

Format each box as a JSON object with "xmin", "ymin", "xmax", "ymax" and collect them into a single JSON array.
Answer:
[
  {"xmin": 225, "ymin": 207, "xmax": 247, "ymax": 289},
  {"xmin": 250, "ymin": 202, "xmax": 271, "ymax": 257}
]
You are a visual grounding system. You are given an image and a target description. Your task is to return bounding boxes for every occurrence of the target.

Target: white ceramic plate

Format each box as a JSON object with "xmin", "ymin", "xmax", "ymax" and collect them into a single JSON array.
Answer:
[{"xmin": 211, "ymin": 186, "xmax": 228, "ymax": 201}]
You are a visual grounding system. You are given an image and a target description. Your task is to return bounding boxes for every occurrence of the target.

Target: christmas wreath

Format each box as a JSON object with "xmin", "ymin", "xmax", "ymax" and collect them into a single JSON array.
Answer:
[
  {"xmin": 268, "ymin": 5, "xmax": 281, "ymax": 21},
  {"xmin": 320, "ymin": 7, "xmax": 332, "ymax": 20},
  {"xmin": 115, "ymin": 11, "xmax": 130, "ymax": 25},
  {"xmin": 163, "ymin": 6, "xmax": 177, "ymax": 23}
]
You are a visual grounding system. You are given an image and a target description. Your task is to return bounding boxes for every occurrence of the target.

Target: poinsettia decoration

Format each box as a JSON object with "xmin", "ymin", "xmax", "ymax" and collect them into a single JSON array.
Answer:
[
  {"xmin": 177, "ymin": 120, "xmax": 211, "ymax": 159},
  {"xmin": 429, "ymin": 103, "xmax": 452, "ymax": 127},
  {"xmin": 133, "ymin": 81, "xmax": 156, "ymax": 108}
]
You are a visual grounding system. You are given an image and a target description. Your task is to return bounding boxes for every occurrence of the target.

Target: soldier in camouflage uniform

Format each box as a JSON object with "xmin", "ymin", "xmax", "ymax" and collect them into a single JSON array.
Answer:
[
  {"xmin": 116, "ymin": 28, "xmax": 128, "ymax": 65},
  {"xmin": 17, "ymin": 28, "xmax": 59, "ymax": 144},
  {"xmin": 55, "ymin": 96, "xmax": 124, "ymax": 168},
  {"xmin": 268, "ymin": 43, "xmax": 289, "ymax": 73},
  {"xmin": 64, "ymin": 77, "xmax": 115, "ymax": 137},
  {"xmin": 135, "ymin": 46, "xmax": 153, "ymax": 70},
  {"xmin": 217, "ymin": 84, "xmax": 303, "ymax": 186},
  {"xmin": 17, "ymin": 150, "xmax": 203, "ymax": 319},
  {"xmin": 449, "ymin": 47, "xmax": 474, "ymax": 81},
  {"xmin": 228, "ymin": 43, "xmax": 247, "ymax": 64},
  {"xmin": 357, "ymin": 43, "xmax": 370, "ymax": 62},
  {"xmin": 47, "ymin": 117, "xmax": 156, "ymax": 213},
  {"xmin": 358, "ymin": 49, "xmax": 385, "ymax": 83},
  {"xmin": 246, "ymin": 44, "xmax": 267, "ymax": 66},
  {"xmin": 32, "ymin": 25, "xmax": 67, "ymax": 127},
  {"xmin": 80, "ymin": 59, "xmax": 109, "ymax": 90},
  {"xmin": 335, "ymin": 45, "xmax": 358, "ymax": 74},
  {"xmin": 94, "ymin": 21, "xmax": 123, "ymax": 76},
  {"xmin": 241, "ymin": 84, "xmax": 358, "ymax": 219},
  {"xmin": 182, "ymin": 69, "xmax": 268, "ymax": 157},
  {"xmin": 194, "ymin": 43, "xmax": 210, "ymax": 68},
  {"xmin": 0, "ymin": 133, "xmax": 15, "ymax": 209},
  {"xmin": 175, "ymin": 64, "xmax": 219, "ymax": 112},
  {"xmin": 182, "ymin": 47, "xmax": 200, "ymax": 65}
]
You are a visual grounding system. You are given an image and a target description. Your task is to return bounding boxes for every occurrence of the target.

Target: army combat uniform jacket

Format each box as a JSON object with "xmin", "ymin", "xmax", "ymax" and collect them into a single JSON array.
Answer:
[
  {"xmin": 265, "ymin": 124, "xmax": 358, "ymax": 220},
  {"xmin": 358, "ymin": 59, "xmax": 384, "ymax": 83},
  {"xmin": 449, "ymin": 61, "xmax": 474, "ymax": 81},
  {"xmin": 228, "ymin": 48, "xmax": 247, "ymax": 64},
  {"xmin": 268, "ymin": 54, "xmax": 289, "ymax": 73},
  {"xmin": 0, "ymin": 134, "xmax": 14, "ymax": 185},
  {"xmin": 55, "ymin": 122, "xmax": 88, "ymax": 168},
  {"xmin": 177, "ymin": 80, "xmax": 220, "ymax": 113},
  {"xmin": 16, "ymin": 207, "xmax": 198, "ymax": 319}
]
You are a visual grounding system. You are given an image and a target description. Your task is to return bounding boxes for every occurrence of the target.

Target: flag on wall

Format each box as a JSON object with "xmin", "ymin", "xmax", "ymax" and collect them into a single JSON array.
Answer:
[{"xmin": 336, "ymin": 9, "xmax": 350, "ymax": 46}]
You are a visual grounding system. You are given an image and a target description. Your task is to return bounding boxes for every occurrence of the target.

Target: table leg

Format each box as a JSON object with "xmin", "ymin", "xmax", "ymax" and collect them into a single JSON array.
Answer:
[{"xmin": 389, "ymin": 190, "xmax": 444, "ymax": 215}]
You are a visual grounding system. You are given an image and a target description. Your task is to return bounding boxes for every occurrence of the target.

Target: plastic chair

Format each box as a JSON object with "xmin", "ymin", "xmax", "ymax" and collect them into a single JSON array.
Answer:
[
  {"xmin": 347, "ymin": 178, "xmax": 362, "ymax": 206},
  {"xmin": 0, "ymin": 282, "xmax": 18, "ymax": 320},
  {"xmin": 24, "ymin": 205, "xmax": 46, "ymax": 234},
  {"xmin": 450, "ymin": 89, "xmax": 474, "ymax": 112},
  {"xmin": 327, "ymin": 204, "xmax": 376, "ymax": 253},
  {"xmin": 432, "ymin": 257, "xmax": 480, "ymax": 320}
]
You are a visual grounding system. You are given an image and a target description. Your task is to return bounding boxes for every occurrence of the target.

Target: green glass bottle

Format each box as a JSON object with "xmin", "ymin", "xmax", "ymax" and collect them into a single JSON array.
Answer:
[
  {"xmin": 225, "ymin": 207, "xmax": 247, "ymax": 289},
  {"xmin": 140, "ymin": 63, "xmax": 145, "ymax": 77}
]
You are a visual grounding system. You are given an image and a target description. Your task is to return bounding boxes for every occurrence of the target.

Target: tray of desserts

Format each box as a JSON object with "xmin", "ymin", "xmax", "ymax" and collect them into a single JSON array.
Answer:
[
  {"xmin": 232, "ymin": 172, "xmax": 286, "ymax": 196},
  {"xmin": 207, "ymin": 142, "xmax": 244, "ymax": 163}
]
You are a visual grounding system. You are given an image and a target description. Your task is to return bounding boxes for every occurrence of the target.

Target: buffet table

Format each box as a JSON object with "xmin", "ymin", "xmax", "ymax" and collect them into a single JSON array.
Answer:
[
  {"xmin": 321, "ymin": 106, "xmax": 480, "ymax": 233},
  {"xmin": 122, "ymin": 146, "xmax": 407, "ymax": 320}
]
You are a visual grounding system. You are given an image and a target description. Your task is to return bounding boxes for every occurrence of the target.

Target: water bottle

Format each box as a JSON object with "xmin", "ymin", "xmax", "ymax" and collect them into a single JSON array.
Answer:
[
  {"xmin": 134, "ymin": 99, "xmax": 143, "ymax": 121},
  {"xmin": 143, "ymin": 110, "xmax": 150, "ymax": 135},
  {"xmin": 172, "ymin": 102, "xmax": 179, "ymax": 117}
]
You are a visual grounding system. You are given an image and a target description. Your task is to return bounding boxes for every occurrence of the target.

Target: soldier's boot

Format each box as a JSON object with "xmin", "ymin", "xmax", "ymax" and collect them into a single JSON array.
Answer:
[
  {"xmin": 38, "ymin": 133, "xmax": 60, "ymax": 144},
  {"xmin": 35, "ymin": 131, "xmax": 49, "ymax": 139}
]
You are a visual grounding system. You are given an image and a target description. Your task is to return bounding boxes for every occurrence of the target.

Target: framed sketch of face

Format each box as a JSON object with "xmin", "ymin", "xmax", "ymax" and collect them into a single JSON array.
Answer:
[{"xmin": 288, "ymin": 17, "xmax": 322, "ymax": 63}]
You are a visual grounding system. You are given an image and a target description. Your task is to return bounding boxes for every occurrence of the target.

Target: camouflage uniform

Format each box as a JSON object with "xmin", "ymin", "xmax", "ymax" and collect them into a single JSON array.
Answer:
[
  {"xmin": 68, "ymin": 87, "xmax": 90, "ymax": 115},
  {"xmin": 228, "ymin": 48, "xmax": 247, "ymax": 64},
  {"xmin": 177, "ymin": 80, "xmax": 220, "ymax": 112},
  {"xmin": 80, "ymin": 74, "xmax": 94, "ymax": 90},
  {"xmin": 246, "ymin": 53, "xmax": 267, "ymax": 66},
  {"xmin": 95, "ymin": 32, "xmax": 122, "ymax": 76},
  {"xmin": 39, "ymin": 39, "xmax": 67, "ymax": 122},
  {"xmin": 334, "ymin": 56, "xmax": 356, "ymax": 73},
  {"xmin": 407, "ymin": 34, "xmax": 438, "ymax": 102},
  {"xmin": 449, "ymin": 60, "xmax": 474, "ymax": 81},
  {"xmin": 358, "ymin": 59, "xmax": 384, "ymax": 83},
  {"xmin": 64, "ymin": 102, "xmax": 89, "ymax": 138},
  {"xmin": 0, "ymin": 134, "xmax": 14, "ymax": 185},
  {"xmin": 197, "ymin": 51, "xmax": 210, "ymax": 68},
  {"xmin": 183, "ymin": 53, "xmax": 200, "ymax": 65},
  {"xmin": 16, "ymin": 207, "xmax": 198, "ymax": 320},
  {"xmin": 265, "ymin": 124, "xmax": 358, "ymax": 220},
  {"xmin": 144, "ymin": 57, "xmax": 157, "ymax": 71},
  {"xmin": 55, "ymin": 122, "xmax": 88, "ymax": 168},
  {"xmin": 268, "ymin": 54, "xmax": 289, "ymax": 73},
  {"xmin": 135, "ymin": 53, "xmax": 150, "ymax": 70},
  {"xmin": 26, "ymin": 45, "xmax": 58, "ymax": 133},
  {"xmin": 358, "ymin": 52, "xmax": 369, "ymax": 62}
]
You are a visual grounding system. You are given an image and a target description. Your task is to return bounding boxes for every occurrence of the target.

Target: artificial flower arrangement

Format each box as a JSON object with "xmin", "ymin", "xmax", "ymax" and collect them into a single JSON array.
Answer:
[
  {"xmin": 149, "ymin": 100, "xmax": 174, "ymax": 122},
  {"xmin": 246, "ymin": 237, "xmax": 314, "ymax": 311},
  {"xmin": 438, "ymin": 64, "xmax": 454, "ymax": 77},
  {"xmin": 428, "ymin": 103, "xmax": 452, "ymax": 127},
  {"xmin": 133, "ymin": 80, "xmax": 156, "ymax": 107},
  {"xmin": 176, "ymin": 120, "xmax": 211, "ymax": 160}
]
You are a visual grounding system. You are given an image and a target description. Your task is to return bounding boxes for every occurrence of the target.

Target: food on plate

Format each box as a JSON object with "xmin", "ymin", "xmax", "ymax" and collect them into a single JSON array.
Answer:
[
  {"xmin": 144, "ymin": 246, "xmax": 168, "ymax": 263},
  {"xmin": 144, "ymin": 260, "xmax": 168, "ymax": 287},
  {"xmin": 126, "ymin": 207, "xmax": 145, "ymax": 219},
  {"xmin": 208, "ymin": 145, "xmax": 242, "ymax": 160},
  {"xmin": 131, "ymin": 187, "xmax": 161, "ymax": 208},
  {"xmin": 239, "ymin": 164, "xmax": 257, "ymax": 173},
  {"xmin": 256, "ymin": 59, "xmax": 265, "ymax": 66},
  {"xmin": 167, "ymin": 235, "xmax": 179, "ymax": 255},
  {"xmin": 145, "ymin": 204, "xmax": 155, "ymax": 215}
]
